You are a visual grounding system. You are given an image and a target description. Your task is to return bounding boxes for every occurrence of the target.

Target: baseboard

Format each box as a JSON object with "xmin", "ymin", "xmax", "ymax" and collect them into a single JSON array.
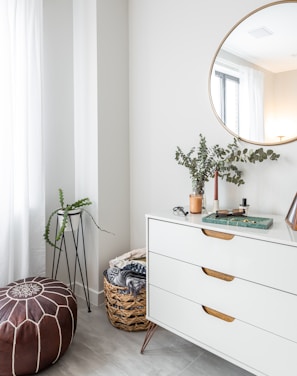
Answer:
[{"xmin": 71, "ymin": 281, "xmax": 105, "ymax": 306}]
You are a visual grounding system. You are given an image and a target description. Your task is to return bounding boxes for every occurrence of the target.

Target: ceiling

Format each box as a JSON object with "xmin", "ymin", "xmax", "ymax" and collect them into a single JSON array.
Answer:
[{"xmin": 221, "ymin": 2, "xmax": 297, "ymax": 73}]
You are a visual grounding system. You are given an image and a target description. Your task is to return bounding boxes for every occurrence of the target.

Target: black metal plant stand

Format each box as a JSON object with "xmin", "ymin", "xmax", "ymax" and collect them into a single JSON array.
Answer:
[{"xmin": 51, "ymin": 211, "xmax": 91, "ymax": 312}]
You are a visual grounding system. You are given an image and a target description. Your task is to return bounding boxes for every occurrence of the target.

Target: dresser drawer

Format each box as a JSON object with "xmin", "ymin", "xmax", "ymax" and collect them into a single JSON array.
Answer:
[
  {"xmin": 148, "ymin": 218, "xmax": 297, "ymax": 294},
  {"xmin": 148, "ymin": 285, "xmax": 297, "ymax": 376},
  {"xmin": 149, "ymin": 252, "xmax": 297, "ymax": 343}
]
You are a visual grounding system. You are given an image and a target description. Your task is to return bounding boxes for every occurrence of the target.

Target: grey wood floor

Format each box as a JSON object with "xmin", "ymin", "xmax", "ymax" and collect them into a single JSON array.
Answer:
[{"xmin": 40, "ymin": 299, "xmax": 254, "ymax": 376}]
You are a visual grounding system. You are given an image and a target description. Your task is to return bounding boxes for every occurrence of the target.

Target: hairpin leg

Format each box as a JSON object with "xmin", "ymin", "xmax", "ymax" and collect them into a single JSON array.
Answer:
[{"xmin": 140, "ymin": 322, "xmax": 158, "ymax": 354}]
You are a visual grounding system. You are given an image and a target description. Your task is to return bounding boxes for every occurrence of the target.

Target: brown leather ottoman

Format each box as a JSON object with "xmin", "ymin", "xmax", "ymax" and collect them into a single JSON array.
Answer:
[{"xmin": 0, "ymin": 276, "xmax": 77, "ymax": 376}]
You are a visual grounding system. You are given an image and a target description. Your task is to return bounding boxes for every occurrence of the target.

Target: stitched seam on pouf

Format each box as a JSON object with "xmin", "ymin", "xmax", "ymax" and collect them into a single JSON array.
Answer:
[{"xmin": 0, "ymin": 277, "xmax": 77, "ymax": 376}]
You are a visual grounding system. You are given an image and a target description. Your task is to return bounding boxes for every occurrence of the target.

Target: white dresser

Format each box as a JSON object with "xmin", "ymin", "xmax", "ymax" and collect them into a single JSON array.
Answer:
[{"xmin": 146, "ymin": 211, "xmax": 297, "ymax": 376}]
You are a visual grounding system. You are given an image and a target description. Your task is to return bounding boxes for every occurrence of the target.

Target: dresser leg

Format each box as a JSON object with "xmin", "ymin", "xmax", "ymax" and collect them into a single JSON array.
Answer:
[{"xmin": 140, "ymin": 322, "xmax": 158, "ymax": 354}]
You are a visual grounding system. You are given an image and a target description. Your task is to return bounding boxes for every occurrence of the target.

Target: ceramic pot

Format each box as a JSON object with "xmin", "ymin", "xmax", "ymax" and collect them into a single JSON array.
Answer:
[{"xmin": 57, "ymin": 209, "xmax": 81, "ymax": 232}]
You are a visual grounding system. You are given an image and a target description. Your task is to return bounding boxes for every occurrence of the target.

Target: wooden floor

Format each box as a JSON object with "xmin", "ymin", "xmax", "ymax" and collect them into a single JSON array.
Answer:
[{"xmin": 40, "ymin": 299, "xmax": 254, "ymax": 376}]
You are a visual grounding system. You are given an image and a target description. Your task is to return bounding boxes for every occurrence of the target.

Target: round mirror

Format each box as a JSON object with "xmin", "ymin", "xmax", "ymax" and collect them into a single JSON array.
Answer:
[{"xmin": 209, "ymin": 1, "xmax": 297, "ymax": 145}]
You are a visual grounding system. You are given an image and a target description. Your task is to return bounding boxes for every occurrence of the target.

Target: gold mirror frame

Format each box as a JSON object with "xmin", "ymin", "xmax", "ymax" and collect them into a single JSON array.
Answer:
[{"xmin": 209, "ymin": 1, "xmax": 297, "ymax": 146}]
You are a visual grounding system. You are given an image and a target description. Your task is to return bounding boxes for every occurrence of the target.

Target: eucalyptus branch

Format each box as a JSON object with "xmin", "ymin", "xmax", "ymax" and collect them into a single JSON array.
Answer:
[{"xmin": 175, "ymin": 134, "xmax": 280, "ymax": 190}]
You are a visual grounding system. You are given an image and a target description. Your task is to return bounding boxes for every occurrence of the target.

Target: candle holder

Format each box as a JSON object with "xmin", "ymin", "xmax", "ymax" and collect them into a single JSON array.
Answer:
[{"xmin": 212, "ymin": 170, "xmax": 219, "ymax": 212}]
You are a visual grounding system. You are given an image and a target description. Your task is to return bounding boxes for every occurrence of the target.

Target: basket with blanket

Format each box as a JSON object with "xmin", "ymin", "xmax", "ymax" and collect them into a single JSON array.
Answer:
[{"xmin": 103, "ymin": 248, "xmax": 150, "ymax": 331}]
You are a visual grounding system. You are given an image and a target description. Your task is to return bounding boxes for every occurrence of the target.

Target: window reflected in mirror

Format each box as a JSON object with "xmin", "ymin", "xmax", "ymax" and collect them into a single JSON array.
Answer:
[{"xmin": 209, "ymin": 1, "xmax": 297, "ymax": 145}]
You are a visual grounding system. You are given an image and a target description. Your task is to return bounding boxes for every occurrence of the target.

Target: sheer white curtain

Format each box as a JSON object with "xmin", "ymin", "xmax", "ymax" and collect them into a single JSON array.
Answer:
[
  {"xmin": 239, "ymin": 65, "xmax": 264, "ymax": 142},
  {"xmin": 0, "ymin": 0, "xmax": 45, "ymax": 286}
]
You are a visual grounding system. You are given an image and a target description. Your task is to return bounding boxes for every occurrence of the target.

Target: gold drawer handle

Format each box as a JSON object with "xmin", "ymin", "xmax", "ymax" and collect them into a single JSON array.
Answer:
[
  {"xmin": 202, "ymin": 267, "xmax": 234, "ymax": 282},
  {"xmin": 202, "ymin": 229, "xmax": 234, "ymax": 240},
  {"xmin": 202, "ymin": 306, "xmax": 235, "ymax": 322}
]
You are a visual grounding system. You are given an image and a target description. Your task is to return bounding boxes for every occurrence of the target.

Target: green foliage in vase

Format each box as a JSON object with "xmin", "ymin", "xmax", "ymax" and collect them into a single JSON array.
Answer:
[
  {"xmin": 175, "ymin": 134, "xmax": 213, "ymax": 193},
  {"xmin": 175, "ymin": 134, "xmax": 280, "ymax": 191}
]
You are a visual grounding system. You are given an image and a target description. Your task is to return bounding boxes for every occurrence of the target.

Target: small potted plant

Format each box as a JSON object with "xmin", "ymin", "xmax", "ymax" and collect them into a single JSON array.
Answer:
[
  {"xmin": 175, "ymin": 134, "xmax": 213, "ymax": 196},
  {"xmin": 175, "ymin": 134, "xmax": 280, "ymax": 213},
  {"xmin": 175, "ymin": 134, "xmax": 214, "ymax": 213},
  {"xmin": 44, "ymin": 188, "xmax": 110, "ymax": 248}
]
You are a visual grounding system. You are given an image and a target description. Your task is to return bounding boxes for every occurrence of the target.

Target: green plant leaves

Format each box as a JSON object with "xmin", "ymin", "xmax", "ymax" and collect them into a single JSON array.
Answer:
[
  {"xmin": 175, "ymin": 134, "xmax": 280, "ymax": 188},
  {"xmin": 43, "ymin": 189, "xmax": 114, "ymax": 249},
  {"xmin": 58, "ymin": 188, "xmax": 65, "ymax": 208},
  {"xmin": 44, "ymin": 189, "xmax": 92, "ymax": 248}
]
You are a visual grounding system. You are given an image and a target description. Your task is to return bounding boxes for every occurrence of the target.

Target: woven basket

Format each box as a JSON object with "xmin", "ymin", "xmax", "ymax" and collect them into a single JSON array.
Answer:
[{"xmin": 103, "ymin": 271, "xmax": 149, "ymax": 332}]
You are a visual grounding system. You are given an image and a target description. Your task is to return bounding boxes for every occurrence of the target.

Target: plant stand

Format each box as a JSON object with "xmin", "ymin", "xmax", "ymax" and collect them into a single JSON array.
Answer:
[{"xmin": 51, "ymin": 212, "xmax": 91, "ymax": 312}]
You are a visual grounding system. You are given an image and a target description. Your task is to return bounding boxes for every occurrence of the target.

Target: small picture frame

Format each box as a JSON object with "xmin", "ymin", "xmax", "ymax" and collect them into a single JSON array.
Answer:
[{"xmin": 286, "ymin": 193, "xmax": 297, "ymax": 230}]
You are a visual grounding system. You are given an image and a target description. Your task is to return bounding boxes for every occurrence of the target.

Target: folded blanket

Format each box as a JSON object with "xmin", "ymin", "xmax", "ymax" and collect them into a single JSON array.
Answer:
[
  {"xmin": 109, "ymin": 248, "xmax": 146, "ymax": 268},
  {"xmin": 106, "ymin": 267, "xmax": 146, "ymax": 296},
  {"xmin": 122, "ymin": 261, "xmax": 146, "ymax": 275}
]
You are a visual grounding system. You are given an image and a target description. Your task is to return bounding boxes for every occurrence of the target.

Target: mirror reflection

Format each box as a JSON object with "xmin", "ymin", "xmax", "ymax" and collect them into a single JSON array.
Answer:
[{"xmin": 209, "ymin": 1, "xmax": 297, "ymax": 145}]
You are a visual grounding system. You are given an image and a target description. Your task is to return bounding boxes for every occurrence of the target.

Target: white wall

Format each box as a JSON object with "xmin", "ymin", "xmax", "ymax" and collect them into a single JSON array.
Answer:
[
  {"xmin": 274, "ymin": 70, "xmax": 297, "ymax": 139},
  {"xmin": 72, "ymin": 0, "xmax": 100, "ymax": 302},
  {"xmin": 96, "ymin": 0, "xmax": 130, "ymax": 298},
  {"xmin": 44, "ymin": 0, "xmax": 129, "ymax": 305},
  {"xmin": 43, "ymin": 0, "xmax": 75, "ymax": 273},
  {"xmin": 129, "ymin": 0, "xmax": 297, "ymax": 247}
]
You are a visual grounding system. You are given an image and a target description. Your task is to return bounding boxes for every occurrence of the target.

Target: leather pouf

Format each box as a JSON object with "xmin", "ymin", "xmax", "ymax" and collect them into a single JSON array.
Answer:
[{"xmin": 0, "ymin": 276, "xmax": 77, "ymax": 376}]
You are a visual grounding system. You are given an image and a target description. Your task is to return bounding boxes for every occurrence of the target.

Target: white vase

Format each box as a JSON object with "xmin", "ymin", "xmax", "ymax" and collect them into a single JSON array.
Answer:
[{"xmin": 57, "ymin": 209, "xmax": 81, "ymax": 232}]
